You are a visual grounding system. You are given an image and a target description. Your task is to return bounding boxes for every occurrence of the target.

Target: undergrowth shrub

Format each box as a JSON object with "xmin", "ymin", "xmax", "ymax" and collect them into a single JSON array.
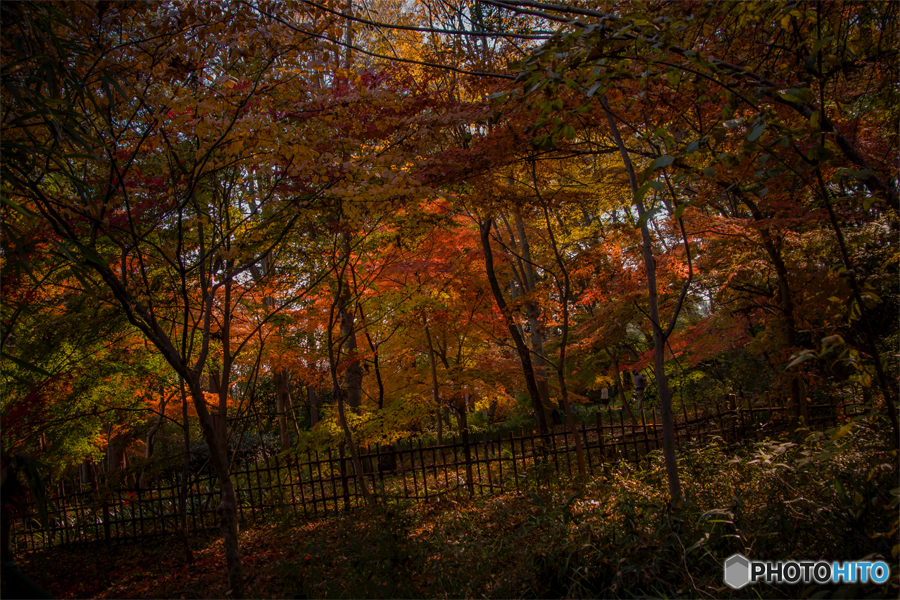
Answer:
[{"xmin": 272, "ymin": 420, "xmax": 897, "ymax": 598}]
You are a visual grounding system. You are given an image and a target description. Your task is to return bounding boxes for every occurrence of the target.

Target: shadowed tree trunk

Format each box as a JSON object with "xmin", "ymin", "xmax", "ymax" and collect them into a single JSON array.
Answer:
[
  {"xmin": 737, "ymin": 192, "xmax": 806, "ymax": 423},
  {"xmin": 602, "ymin": 95, "xmax": 683, "ymax": 505},
  {"xmin": 308, "ymin": 386, "xmax": 319, "ymax": 426},
  {"xmin": 328, "ymin": 234, "xmax": 371, "ymax": 504},
  {"xmin": 608, "ymin": 347, "xmax": 637, "ymax": 423},
  {"xmin": 338, "ymin": 232, "xmax": 363, "ymax": 413},
  {"xmin": 140, "ymin": 388, "xmax": 168, "ymax": 489},
  {"xmin": 275, "ymin": 369, "xmax": 293, "ymax": 449},
  {"xmin": 424, "ymin": 317, "xmax": 444, "ymax": 448},
  {"xmin": 480, "ymin": 217, "xmax": 550, "ymax": 436},
  {"xmin": 536, "ymin": 180, "xmax": 585, "ymax": 476},
  {"xmin": 502, "ymin": 213, "xmax": 554, "ymax": 414}
]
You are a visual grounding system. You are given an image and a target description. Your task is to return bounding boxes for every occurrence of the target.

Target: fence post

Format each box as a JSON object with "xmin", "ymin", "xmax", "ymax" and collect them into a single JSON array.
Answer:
[
  {"xmin": 713, "ymin": 396, "xmax": 724, "ymax": 440},
  {"xmin": 596, "ymin": 411, "xmax": 605, "ymax": 461},
  {"xmin": 483, "ymin": 432, "xmax": 495, "ymax": 492},
  {"xmin": 495, "ymin": 432, "xmax": 503, "ymax": 491},
  {"xmin": 339, "ymin": 446, "xmax": 351, "ymax": 511},
  {"xmin": 745, "ymin": 394, "xmax": 755, "ymax": 433},
  {"xmin": 418, "ymin": 439, "xmax": 429, "ymax": 501},
  {"xmin": 509, "ymin": 432, "xmax": 519, "ymax": 492},
  {"xmin": 102, "ymin": 499, "xmax": 111, "ymax": 546},
  {"xmin": 548, "ymin": 429, "xmax": 560, "ymax": 475},
  {"xmin": 462, "ymin": 427, "xmax": 474, "ymax": 497},
  {"xmin": 695, "ymin": 404, "xmax": 701, "ymax": 438},
  {"xmin": 640, "ymin": 409, "xmax": 651, "ymax": 463}
]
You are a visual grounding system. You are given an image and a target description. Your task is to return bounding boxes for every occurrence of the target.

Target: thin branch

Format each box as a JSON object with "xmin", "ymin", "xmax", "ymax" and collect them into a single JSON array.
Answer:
[{"xmin": 242, "ymin": 1, "xmax": 517, "ymax": 80}]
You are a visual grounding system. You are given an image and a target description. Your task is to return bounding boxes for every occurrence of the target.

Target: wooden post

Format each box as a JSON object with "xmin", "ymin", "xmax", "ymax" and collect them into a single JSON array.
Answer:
[
  {"xmin": 496, "ymin": 433, "xmax": 504, "ymax": 491},
  {"xmin": 401, "ymin": 441, "xmax": 411, "ymax": 499},
  {"xmin": 103, "ymin": 500, "xmax": 111, "ymax": 546},
  {"xmin": 450, "ymin": 435, "xmax": 462, "ymax": 500},
  {"xmin": 273, "ymin": 455, "xmax": 285, "ymax": 512},
  {"xmin": 713, "ymin": 396, "xmax": 724, "ymax": 440},
  {"xmin": 296, "ymin": 456, "xmax": 309, "ymax": 518},
  {"xmin": 549, "ymin": 429, "xmax": 560, "ymax": 475},
  {"xmin": 59, "ymin": 482, "xmax": 69, "ymax": 546},
  {"xmin": 255, "ymin": 456, "xmax": 266, "ymax": 516},
  {"xmin": 596, "ymin": 411, "xmax": 605, "ymax": 461},
  {"xmin": 745, "ymin": 394, "xmax": 755, "ymax": 432},
  {"xmin": 509, "ymin": 432, "xmax": 519, "ymax": 492},
  {"xmin": 561, "ymin": 428, "xmax": 573, "ymax": 477},
  {"xmin": 484, "ymin": 433, "xmax": 495, "ymax": 493},
  {"xmin": 693, "ymin": 402, "xmax": 700, "ymax": 440},
  {"xmin": 304, "ymin": 451, "xmax": 315, "ymax": 517},
  {"xmin": 409, "ymin": 439, "xmax": 420, "ymax": 500},
  {"xmin": 339, "ymin": 446, "xmax": 351, "ymax": 511},
  {"xmin": 374, "ymin": 445, "xmax": 383, "ymax": 496},
  {"xmin": 369, "ymin": 445, "xmax": 378, "ymax": 500},
  {"xmin": 440, "ymin": 439, "xmax": 451, "ymax": 492},
  {"xmin": 640, "ymin": 410, "xmax": 651, "ymax": 463},
  {"xmin": 462, "ymin": 427, "xmax": 474, "ymax": 497},
  {"xmin": 418, "ymin": 439, "xmax": 429, "ymax": 501},
  {"xmin": 529, "ymin": 432, "xmax": 538, "ymax": 476},
  {"xmin": 581, "ymin": 421, "xmax": 593, "ymax": 475},
  {"xmin": 314, "ymin": 449, "xmax": 326, "ymax": 515},
  {"xmin": 472, "ymin": 440, "xmax": 482, "ymax": 495},
  {"xmin": 78, "ymin": 485, "xmax": 89, "ymax": 543},
  {"xmin": 519, "ymin": 430, "xmax": 527, "ymax": 475}
]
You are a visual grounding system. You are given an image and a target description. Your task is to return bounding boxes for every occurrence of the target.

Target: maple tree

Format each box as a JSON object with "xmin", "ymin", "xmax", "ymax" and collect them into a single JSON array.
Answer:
[{"xmin": 2, "ymin": 0, "xmax": 897, "ymax": 595}]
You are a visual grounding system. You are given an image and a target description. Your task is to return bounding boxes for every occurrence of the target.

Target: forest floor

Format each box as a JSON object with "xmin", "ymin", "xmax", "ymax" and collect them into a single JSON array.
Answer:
[{"xmin": 9, "ymin": 423, "xmax": 900, "ymax": 599}]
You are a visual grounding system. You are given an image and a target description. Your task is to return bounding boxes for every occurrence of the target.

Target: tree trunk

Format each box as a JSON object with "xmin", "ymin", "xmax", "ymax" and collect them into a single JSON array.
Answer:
[
  {"xmin": 538, "ymin": 200, "xmax": 586, "ymax": 476},
  {"xmin": 186, "ymin": 378, "xmax": 242, "ymax": 596},
  {"xmin": 207, "ymin": 272, "xmax": 243, "ymax": 595},
  {"xmin": 608, "ymin": 347, "xmax": 637, "ymax": 423},
  {"xmin": 455, "ymin": 393, "xmax": 474, "ymax": 496},
  {"xmin": 79, "ymin": 460, "xmax": 94, "ymax": 486},
  {"xmin": 480, "ymin": 217, "xmax": 550, "ymax": 435},
  {"xmin": 424, "ymin": 318, "xmax": 444, "ymax": 449},
  {"xmin": 816, "ymin": 170, "xmax": 899, "ymax": 441},
  {"xmin": 308, "ymin": 386, "xmax": 319, "ymax": 427},
  {"xmin": 140, "ymin": 390, "xmax": 167, "ymax": 489},
  {"xmin": 359, "ymin": 303, "xmax": 386, "ymax": 409},
  {"xmin": 602, "ymin": 96, "xmax": 682, "ymax": 504},
  {"xmin": 208, "ymin": 368, "xmax": 228, "ymax": 451},
  {"xmin": 738, "ymin": 193, "xmax": 806, "ymax": 422},
  {"xmin": 178, "ymin": 377, "xmax": 194, "ymax": 564},
  {"xmin": 275, "ymin": 368, "xmax": 292, "ymax": 450},
  {"xmin": 338, "ymin": 232, "xmax": 363, "ymax": 412},
  {"xmin": 107, "ymin": 427, "xmax": 127, "ymax": 474},
  {"xmin": 513, "ymin": 214, "xmax": 553, "ymax": 413},
  {"xmin": 327, "ymin": 263, "xmax": 371, "ymax": 503},
  {"xmin": 334, "ymin": 388, "xmax": 371, "ymax": 503}
]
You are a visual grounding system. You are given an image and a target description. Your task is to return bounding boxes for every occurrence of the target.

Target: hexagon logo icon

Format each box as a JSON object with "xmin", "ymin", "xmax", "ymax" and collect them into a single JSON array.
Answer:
[{"xmin": 724, "ymin": 553, "xmax": 752, "ymax": 590}]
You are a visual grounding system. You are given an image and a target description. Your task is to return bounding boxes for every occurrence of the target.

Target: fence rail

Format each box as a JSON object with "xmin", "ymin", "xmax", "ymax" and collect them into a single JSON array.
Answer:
[{"xmin": 10, "ymin": 395, "xmax": 848, "ymax": 552}]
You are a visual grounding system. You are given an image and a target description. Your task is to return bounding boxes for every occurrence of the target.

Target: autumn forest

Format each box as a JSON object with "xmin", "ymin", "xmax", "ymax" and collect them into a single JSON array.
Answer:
[{"xmin": 1, "ymin": 1, "xmax": 898, "ymax": 598}]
